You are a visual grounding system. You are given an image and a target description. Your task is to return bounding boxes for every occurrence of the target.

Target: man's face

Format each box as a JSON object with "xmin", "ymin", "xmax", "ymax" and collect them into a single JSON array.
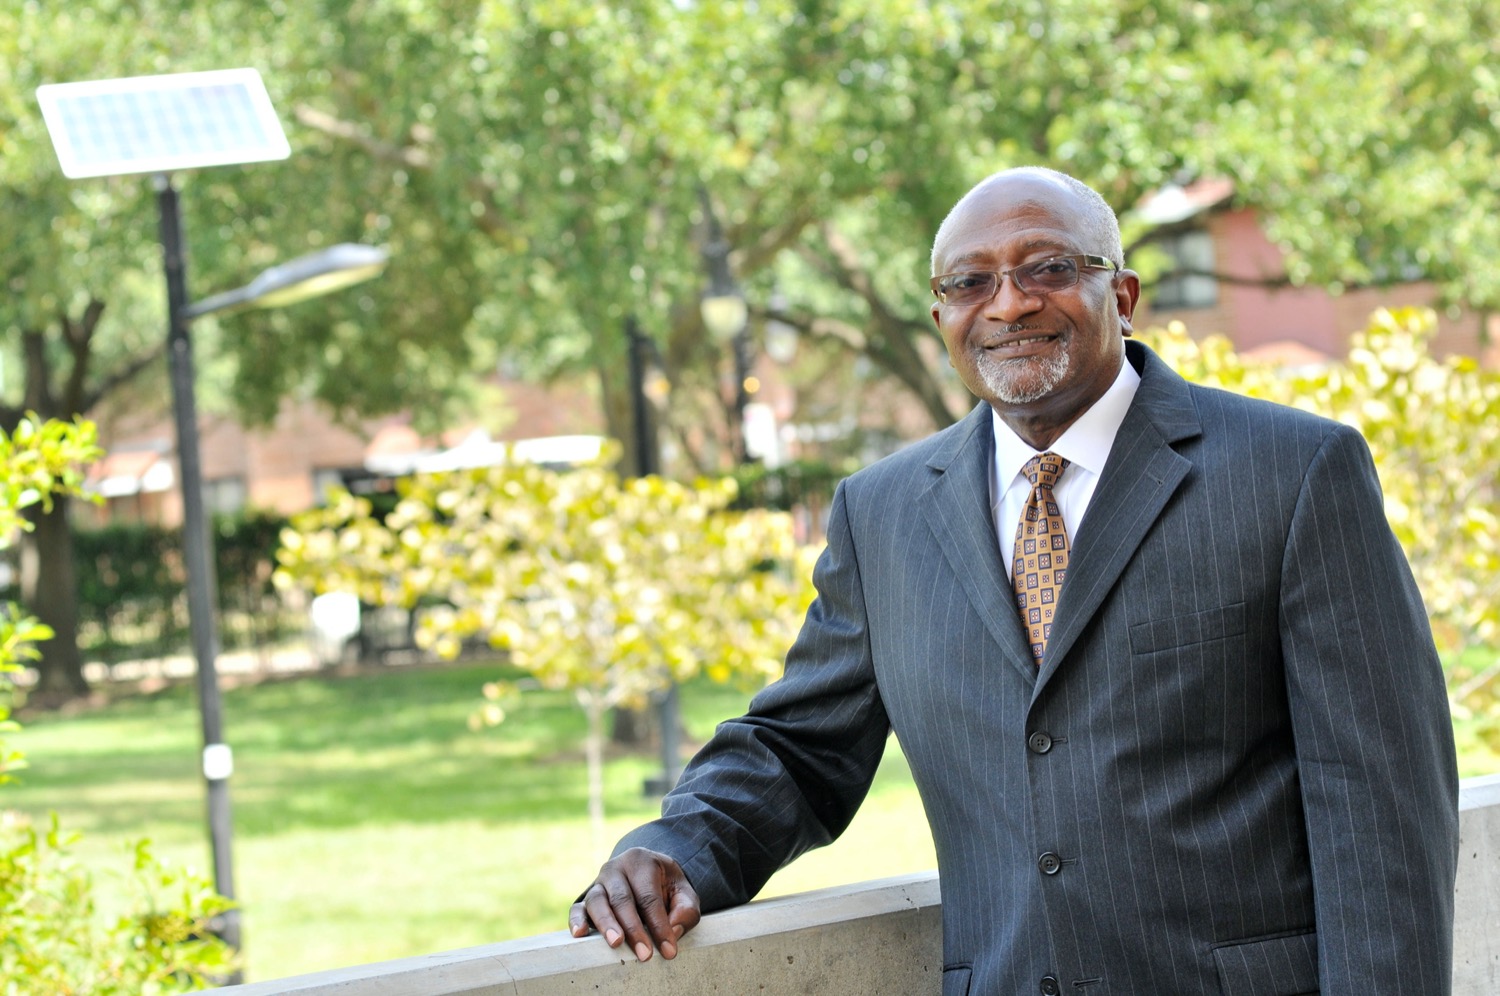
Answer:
[{"xmin": 930, "ymin": 175, "xmax": 1139, "ymax": 439}]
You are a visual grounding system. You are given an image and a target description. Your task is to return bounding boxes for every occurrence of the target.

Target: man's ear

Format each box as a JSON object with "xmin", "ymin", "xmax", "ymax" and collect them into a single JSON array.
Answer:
[
  {"xmin": 1115, "ymin": 269, "xmax": 1141, "ymax": 337},
  {"xmin": 931, "ymin": 303, "xmax": 957, "ymax": 367}
]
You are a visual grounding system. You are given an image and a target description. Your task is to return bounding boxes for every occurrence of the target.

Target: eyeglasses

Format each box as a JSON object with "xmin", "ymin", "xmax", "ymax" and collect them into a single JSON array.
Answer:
[{"xmin": 930, "ymin": 254, "xmax": 1118, "ymax": 306}]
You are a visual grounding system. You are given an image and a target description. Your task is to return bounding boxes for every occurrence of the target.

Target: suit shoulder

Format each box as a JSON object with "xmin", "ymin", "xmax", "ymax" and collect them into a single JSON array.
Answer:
[
  {"xmin": 1181, "ymin": 381, "xmax": 1374, "ymax": 470},
  {"xmin": 1186, "ymin": 380, "xmax": 1348, "ymax": 434}
]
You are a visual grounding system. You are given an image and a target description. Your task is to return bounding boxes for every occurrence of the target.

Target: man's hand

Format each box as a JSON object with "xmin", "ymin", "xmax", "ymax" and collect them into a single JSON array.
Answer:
[{"xmin": 569, "ymin": 847, "xmax": 702, "ymax": 962}]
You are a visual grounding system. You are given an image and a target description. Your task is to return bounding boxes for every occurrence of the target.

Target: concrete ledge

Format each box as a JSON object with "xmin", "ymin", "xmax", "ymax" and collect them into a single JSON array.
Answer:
[
  {"xmin": 206, "ymin": 775, "xmax": 1500, "ymax": 995},
  {"xmin": 206, "ymin": 872, "xmax": 942, "ymax": 995},
  {"xmin": 1455, "ymin": 773, "xmax": 1500, "ymax": 995}
]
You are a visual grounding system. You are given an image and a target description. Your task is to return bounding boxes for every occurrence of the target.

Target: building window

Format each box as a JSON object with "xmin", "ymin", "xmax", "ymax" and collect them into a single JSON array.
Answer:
[
  {"xmin": 1153, "ymin": 229, "xmax": 1218, "ymax": 310},
  {"xmin": 202, "ymin": 476, "xmax": 247, "ymax": 515}
]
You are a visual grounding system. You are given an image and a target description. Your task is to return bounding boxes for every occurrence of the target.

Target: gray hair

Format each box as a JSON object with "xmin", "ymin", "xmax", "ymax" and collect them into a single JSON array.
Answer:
[{"xmin": 930, "ymin": 166, "xmax": 1123, "ymax": 274}]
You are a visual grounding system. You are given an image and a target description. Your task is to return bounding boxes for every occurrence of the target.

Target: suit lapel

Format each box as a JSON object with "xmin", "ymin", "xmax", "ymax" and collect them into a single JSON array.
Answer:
[
  {"xmin": 1034, "ymin": 342, "xmax": 1202, "ymax": 692},
  {"xmin": 918, "ymin": 403, "xmax": 1039, "ymax": 684}
]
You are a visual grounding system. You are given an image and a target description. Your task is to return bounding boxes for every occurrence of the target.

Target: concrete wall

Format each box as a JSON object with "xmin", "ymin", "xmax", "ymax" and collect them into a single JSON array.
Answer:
[
  {"xmin": 1455, "ymin": 774, "xmax": 1500, "ymax": 994},
  {"xmin": 204, "ymin": 775, "xmax": 1500, "ymax": 995},
  {"xmin": 204, "ymin": 872, "xmax": 942, "ymax": 996}
]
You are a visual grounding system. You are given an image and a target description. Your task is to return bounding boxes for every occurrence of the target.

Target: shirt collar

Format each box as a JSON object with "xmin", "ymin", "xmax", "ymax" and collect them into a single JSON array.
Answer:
[{"xmin": 991, "ymin": 352, "xmax": 1142, "ymax": 484}]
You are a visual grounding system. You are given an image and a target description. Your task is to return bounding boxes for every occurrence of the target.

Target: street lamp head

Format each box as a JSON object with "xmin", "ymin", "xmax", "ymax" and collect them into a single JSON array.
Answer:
[
  {"xmin": 184, "ymin": 244, "xmax": 389, "ymax": 320},
  {"xmin": 242, "ymin": 243, "xmax": 389, "ymax": 309},
  {"xmin": 700, "ymin": 291, "xmax": 748, "ymax": 342}
]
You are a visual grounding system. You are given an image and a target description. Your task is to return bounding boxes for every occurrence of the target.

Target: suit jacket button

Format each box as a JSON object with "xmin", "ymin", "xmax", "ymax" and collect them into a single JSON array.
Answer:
[
  {"xmin": 1040, "ymin": 976, "xmax": 1061, "ymax": 996},
  {"xmin": 1028, "ymin": 731, "xmax": 1053, "ymax": 754},
  {"xmin": 1038, "ymin": 851, "xmax": 1062, "ymax": 875}
]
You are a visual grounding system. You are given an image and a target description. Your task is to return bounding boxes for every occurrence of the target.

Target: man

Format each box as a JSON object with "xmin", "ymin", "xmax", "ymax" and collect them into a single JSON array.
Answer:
[{"xmin": 569, "ymin": 167, "xmax": 1459, "ymax": 994}]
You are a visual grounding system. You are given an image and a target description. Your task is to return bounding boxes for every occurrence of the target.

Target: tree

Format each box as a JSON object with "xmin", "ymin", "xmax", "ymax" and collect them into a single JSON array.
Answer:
[
  {"xmin": 275, "ymin": 451, "xmax": 816, "ymax": 850},
  {"xmin": 264, "ymin": 0, "xmax": 1500, "ymax": 449},
  {"xmin": 12, "ymin": 0, "xmax": 1499, "ymax": 696},
  {"xmin": 2, "ymin": 2, "xmax": 486, "ymax": 697}
]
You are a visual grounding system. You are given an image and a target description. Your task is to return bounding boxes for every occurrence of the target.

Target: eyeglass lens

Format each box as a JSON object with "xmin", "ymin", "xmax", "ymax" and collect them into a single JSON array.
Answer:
[{"xmin": 938, "ymin": 257, "xmax": 1081, "ymax": 304}]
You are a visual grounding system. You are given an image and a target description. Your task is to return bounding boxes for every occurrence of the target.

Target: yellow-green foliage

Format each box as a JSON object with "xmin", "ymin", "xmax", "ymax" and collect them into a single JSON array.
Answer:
[
  {"xmin": 278, "ymin": 449, "xmax": 817, "ymax": 710},
  {"xmin": 277, "ymin": 447, "xmax": 820, "ymax": 836},
  {"xmin": 0, "ymin": 414, "xmax": 100, "ymax": 542},
  {"xmin": 0, "ymin": 816, "xmax": 235, "ymax": 995},
  {"xmin": 0, "ymin": 415, "xmax": 235, "ymax": 991},
  {"xmin": 0, "ymin": 414, "xmax": 100, "ymax": 783}
]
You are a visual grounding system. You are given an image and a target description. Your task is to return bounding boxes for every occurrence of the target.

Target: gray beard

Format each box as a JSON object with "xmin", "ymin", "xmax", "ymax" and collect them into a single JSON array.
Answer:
[{"xmin": 976, "ymin": 349, "xmax": 1071, "ymax": 405}]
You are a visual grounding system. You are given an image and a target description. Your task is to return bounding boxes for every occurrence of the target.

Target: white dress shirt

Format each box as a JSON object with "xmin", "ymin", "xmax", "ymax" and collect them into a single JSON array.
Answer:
[{"xmin": 992, "ymin": 354, "xmax": 1142, "ymax": 574}]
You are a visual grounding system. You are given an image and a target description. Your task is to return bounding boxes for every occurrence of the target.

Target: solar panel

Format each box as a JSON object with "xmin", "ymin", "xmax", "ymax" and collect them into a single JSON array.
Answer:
[{"xmin": 36, "ymin": 68, "xmax": 291, "ymax": 179}]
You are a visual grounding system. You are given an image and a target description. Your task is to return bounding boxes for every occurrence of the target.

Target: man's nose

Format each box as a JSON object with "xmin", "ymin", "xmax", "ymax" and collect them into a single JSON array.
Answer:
[{"xmin": 979, "ymin": 273, "xmax": 1043, "ymax": 322}]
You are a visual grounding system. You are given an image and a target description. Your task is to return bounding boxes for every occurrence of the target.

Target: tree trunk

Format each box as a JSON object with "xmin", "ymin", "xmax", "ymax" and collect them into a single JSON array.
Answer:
[
  {"xmin": 19, "ymin": 495, "xmax": 89, "ymax": 701},
  {"xmin": 610, "ymin": 703, "xmax": 654, "ymax": 745},
  {"xmin": 581, "ymin": 690, "xmax": 608, "ymax": 861}
]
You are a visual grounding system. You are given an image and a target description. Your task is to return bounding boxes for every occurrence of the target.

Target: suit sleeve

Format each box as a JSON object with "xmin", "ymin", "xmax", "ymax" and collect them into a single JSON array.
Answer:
[
  {"xmin": 613, "ymin": 480, "xmax": 892, "ymax": 912},
  {"xmin": 1280, "ymin": 422, "xmax": 1459, "ymax": 995}
]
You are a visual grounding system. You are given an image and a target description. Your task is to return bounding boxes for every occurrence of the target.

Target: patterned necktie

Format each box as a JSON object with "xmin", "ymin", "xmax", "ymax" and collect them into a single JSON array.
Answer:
[{"xmin": 1012, "ymin": 453, "xmax": 1071, "ymax": 664}]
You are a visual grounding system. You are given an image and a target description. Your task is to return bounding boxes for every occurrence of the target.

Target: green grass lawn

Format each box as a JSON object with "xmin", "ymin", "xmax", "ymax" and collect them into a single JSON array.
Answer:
[
  {"xmin": 1446, "ymin": 646, "xmax": 1500, "ymax": 778},
  {"xmin": 3, "ymin": 660, "xmax": 937, "ymax": 984}
]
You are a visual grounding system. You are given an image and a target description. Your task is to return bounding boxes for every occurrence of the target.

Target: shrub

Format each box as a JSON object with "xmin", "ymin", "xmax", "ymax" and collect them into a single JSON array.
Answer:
[
  {"xmin": 0, "ymin": 816, "xmax": 234, "ymax": 994},
  {"xmin": 0, "ymin": 414, "xmax": 237, "ymax": 990}
]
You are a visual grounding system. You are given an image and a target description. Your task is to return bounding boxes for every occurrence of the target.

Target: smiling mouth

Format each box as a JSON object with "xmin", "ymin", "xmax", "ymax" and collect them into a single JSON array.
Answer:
[{"xmin": 983, "ymin": 332, "xmax": 1059, "ymax": 350}]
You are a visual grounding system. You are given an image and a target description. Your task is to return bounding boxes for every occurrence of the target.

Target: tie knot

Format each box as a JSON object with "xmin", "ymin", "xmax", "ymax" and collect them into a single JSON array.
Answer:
[{"xmin": 1023, "ymin": 452, "xmax": 1069, "ymax": 490}]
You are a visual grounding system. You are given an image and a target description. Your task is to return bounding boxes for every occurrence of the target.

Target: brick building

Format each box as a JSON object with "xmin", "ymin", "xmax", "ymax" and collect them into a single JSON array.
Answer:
[
  {"xmin": 82, "ymin": 376, "xmax": 603, "ymax": 527},
  {"xmin": 1133, "ymin": 178, "xmax": 1498, "ymax": 366}
]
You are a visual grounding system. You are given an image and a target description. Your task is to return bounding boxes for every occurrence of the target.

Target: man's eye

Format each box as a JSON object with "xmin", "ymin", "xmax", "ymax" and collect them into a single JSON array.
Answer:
[{"xmin": 950, "ymin": 274, "xmax": 987, "ymax": 290}]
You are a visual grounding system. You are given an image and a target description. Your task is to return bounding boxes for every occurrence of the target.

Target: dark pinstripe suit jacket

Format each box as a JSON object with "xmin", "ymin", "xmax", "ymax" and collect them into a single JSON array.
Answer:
[{"xmin": 618, "ymin": 341, "xmax": 1459, "ymax": 995}]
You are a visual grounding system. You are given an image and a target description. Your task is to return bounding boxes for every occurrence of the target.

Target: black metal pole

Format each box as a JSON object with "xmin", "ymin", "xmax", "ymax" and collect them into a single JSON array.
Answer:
[
  {"xmin": 696, "ymin": 185, "xmax": 751, "ymax": 465},
  {"xmin": 156, "ymin": 174, "xmax": 242, "ymax": 971},
  {"xmin": 731, "ymin": 327, "xmax": 753, "ymax": 466},
  {"xmin": 628, "ymin": 316, "xmax": 681, "ymax": 794},
  {"xmin": 625, "ymin": 316, "xmax": 658, "ymax": 478}
]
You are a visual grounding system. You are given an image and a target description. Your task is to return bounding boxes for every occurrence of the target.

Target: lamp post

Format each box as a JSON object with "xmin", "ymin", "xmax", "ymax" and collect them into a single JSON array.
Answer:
[
  {"xmin": 158, "ymin": 173, "xmax": 388, "ymax": 964},
  {"xmin": 626, "ymin": 315, "xmax": 684, "ymax": 795},
  {"xmin": 640, "ymin": 186, "xmax": 752, "ymax": 796},
  {"xmin": 624, "ymin": 315, "xmax": 660, "ymax": 478},
  {"xmin": 38, "ymin": 68, "xmax": 387, "ymax": 978},
  {"xmin": 697, "ymin": 187, "xmax": 754, "ymax": 466}
]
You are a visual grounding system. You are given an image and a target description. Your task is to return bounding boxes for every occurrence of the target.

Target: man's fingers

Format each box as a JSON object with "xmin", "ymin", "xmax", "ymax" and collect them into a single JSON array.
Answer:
[
  {"xmin": 570, "ymin": 852, "xmax": 699, "ymax": 960},
  {"xmin": 568, "ymin": 899, "xmax": 609, "ymax": 940},
  {"xmin": 570, "ymin": 848, "xmax": 701, "ymax": 962},
  {"xmin": 568, "ymin": 901, "xmax": 589, "ymax": 937},
  {"xmin": 584, "ymin": 879, "xmax": 648, "ymax": 958},
  {"xmin": 667, "ymin": 877, "xmax": 702, "ymax": 936},
  {"xmin": 624, "ymin": 861, "xmax": 681, "ymax": 958}
]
